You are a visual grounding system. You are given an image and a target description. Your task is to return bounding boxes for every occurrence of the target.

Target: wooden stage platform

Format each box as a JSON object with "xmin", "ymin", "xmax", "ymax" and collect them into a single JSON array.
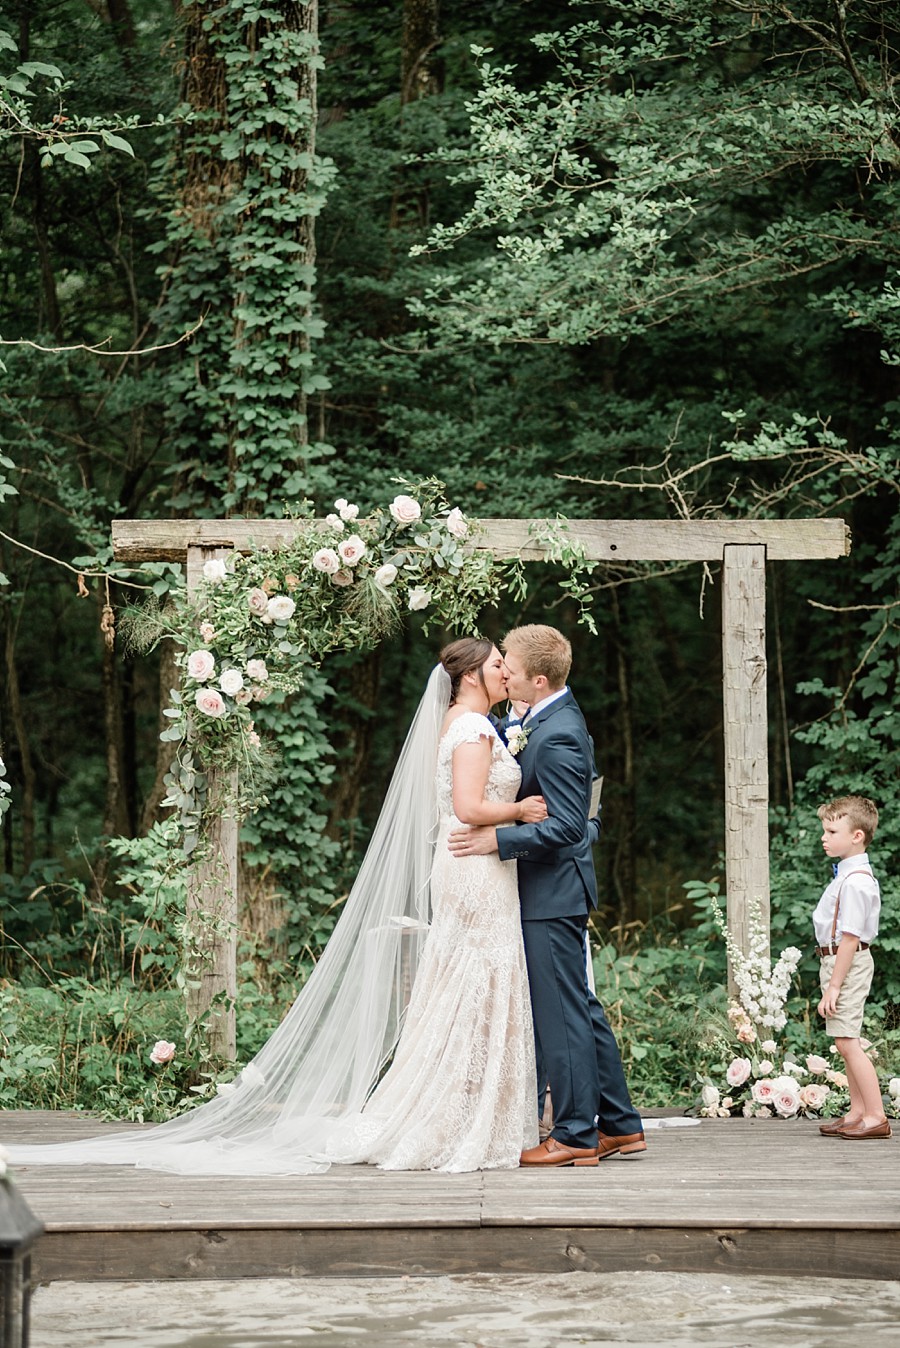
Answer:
[{"xmin": 3, "ymin": 1110, "xmax": 897, "ymax": 1283}]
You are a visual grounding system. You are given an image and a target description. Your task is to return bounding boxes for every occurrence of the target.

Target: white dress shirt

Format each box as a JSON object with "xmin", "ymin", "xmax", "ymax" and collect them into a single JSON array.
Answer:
[{"xmin": 812, "ymin": 852, "xmax": 880, "ymax": 946}]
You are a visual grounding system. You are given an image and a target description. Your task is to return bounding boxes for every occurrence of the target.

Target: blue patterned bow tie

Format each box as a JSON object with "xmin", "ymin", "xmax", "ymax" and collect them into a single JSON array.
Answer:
[{"xmin": 832, "ymin": 862, "xmax": 839, "ymax": 878}]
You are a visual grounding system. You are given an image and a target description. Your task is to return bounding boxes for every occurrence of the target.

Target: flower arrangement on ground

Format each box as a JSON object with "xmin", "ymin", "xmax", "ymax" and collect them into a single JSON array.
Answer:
[{"xmin": 694, "ymin": 897, "xmax": 898, "ymax": 1120}]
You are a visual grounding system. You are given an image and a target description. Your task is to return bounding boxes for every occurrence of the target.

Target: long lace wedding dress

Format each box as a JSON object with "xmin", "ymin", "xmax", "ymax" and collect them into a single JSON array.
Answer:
[{"xmin": 325, "ymin": 711, "xmax": 538, "ymax": 1171}]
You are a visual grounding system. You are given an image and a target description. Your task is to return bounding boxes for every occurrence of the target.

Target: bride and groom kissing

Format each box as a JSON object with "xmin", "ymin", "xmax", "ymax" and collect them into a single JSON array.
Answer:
[
  {"xmin": 337, "ymin": 622, "xmax": 646, "ymax": 1171},
  {"xmin": 8, "ymin": 624, "xmax": 644, "ymax": 1178}
]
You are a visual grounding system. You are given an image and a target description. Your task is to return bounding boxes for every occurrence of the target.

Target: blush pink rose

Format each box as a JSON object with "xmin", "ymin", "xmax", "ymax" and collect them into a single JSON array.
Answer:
[
  {"xmin": 246, "ymin": 659, "xmax": 269, "ymax": 682},
  {"xmin": 726, "ymin": 1057, "xmax": 752, "ymax": 1088},
  {"xmin": 248, "ymin": 587, "xmax": 269, "ymax": 616},
  {"xmin": 737, "ymin": 1024, "xmax": 757, "ymax": 1045},
  {"xmin": 338, "ymin": 535, "xmax": 366, "ymax": 567},
  {"xmin": 771, "ymin": 1075, "xmax": 801, "ymax": 1117},
  {"xmin": 195, "ymin": 687, "xmax": 227, "ymax": 718},
  {"xmin": 751, "ymin": 1078, "xmax": 775, "ymax": 1104},
  {"xmin": 187, "ymin": 649, "xmax": 216, "ymax": 681},
  {"xmin": 389, "ymin": 494, "xmax": 422, "ymax": 526},
  {"xmin": 799, "ymin": 1083, "xmax": 831, "ymax": 1111},
  {"xmin": 324, "ymin": 513, "xmax": 344, "ymax": 533},
  {"xmin": 806, "ymin": 1054, "xmax": 829, "ymax": 1074},
  {"xmin": 150, "ymin": 1040, "xmax": 176, "ymax": 1065},
  {"xmin": 331, "ymin": 570, "xmax": 353, "ymax": 587},
  {"xmin": 199, "ymin": 621, "xmax": 215, "ymax": 642},
  {"xmin": 312, "ymin": 548, "xmax": 340, "ymax": 574}
]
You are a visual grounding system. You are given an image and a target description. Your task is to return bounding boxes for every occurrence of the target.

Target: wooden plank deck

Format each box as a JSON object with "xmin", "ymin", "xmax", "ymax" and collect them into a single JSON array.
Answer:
[{"xmin": 3, "ymin": 1110, "xmax": 897, "ymax": 1283}]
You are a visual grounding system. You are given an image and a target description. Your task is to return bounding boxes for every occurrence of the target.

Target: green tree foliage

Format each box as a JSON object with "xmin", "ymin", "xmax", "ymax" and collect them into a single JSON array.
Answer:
[{"xmin": 0, "ymin": 0, "xmax": 897, "ymax": 1090}]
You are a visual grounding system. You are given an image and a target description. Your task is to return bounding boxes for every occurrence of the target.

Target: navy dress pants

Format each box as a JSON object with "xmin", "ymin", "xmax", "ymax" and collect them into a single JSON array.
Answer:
[{"xmin": 523, "ymin": 914, "xmax": 642, "ymax": 1147}]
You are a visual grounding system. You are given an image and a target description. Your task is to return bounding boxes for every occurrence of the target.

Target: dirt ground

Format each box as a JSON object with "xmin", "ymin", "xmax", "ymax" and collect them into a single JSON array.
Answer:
[{"xmin": 30, "ymin": 1270, "xmax": 900, "ymax": 1346}]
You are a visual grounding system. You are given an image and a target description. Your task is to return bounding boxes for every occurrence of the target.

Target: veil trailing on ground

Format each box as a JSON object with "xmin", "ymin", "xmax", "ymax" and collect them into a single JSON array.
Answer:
[{"xmin": 8, "ymin": 665, "xmax": 452, "ymax": 1176}]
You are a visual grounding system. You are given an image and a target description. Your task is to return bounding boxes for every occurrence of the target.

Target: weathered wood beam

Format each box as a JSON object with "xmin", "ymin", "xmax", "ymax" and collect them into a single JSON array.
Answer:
[
  {"xmin": 112, "ymin": 517, "xmax": 850, "ymax": 564},
  {"xmin": 722, "ymin": 544, "xmax": 770, "ymax": 992},
  {"xmin": 184, "ymin": 545, "xmax": 238, "ymax": 1061}
]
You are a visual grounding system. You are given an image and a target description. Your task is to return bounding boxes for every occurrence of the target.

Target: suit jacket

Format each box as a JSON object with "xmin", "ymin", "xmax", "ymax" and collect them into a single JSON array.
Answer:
[{"xmin": 496, "ymin": 691, "xmax": 601, "ymax": 921}]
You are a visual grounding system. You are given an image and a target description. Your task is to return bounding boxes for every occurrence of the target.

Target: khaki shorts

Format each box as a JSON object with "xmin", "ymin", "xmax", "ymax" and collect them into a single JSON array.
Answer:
[{"xmin": 819, "ymin": 947, "xmax": 874, "ymax": 1038}]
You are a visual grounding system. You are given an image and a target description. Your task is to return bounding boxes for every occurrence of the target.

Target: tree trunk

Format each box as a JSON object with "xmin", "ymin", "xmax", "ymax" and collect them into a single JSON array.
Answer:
[{"xmin": 1, "ymin": 569, "xmax": 36, "ymax": 871}]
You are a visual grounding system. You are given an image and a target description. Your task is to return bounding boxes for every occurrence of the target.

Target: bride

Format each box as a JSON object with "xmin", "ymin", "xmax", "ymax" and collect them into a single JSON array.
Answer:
[{"xmin": 8, "ymin": 638, "xmax": 544, "ymax": 1175}]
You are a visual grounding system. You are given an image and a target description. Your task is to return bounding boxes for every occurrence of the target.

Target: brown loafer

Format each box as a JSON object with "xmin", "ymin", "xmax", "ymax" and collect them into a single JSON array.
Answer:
[
  {"xmin": 839, "ymin": 1118, "xmax": 892, "ymax": 1140},
  {"xmin": 819, "ymin": 1116, "xmax": 855, "ymax": 1136},
  {"xmin": 519, "ymin": 1137, "xmax": 600, "ymax": 1167},
  {"xmin": 597, "ymin": 1130, "xmax": 647, "ymax": 1160}
]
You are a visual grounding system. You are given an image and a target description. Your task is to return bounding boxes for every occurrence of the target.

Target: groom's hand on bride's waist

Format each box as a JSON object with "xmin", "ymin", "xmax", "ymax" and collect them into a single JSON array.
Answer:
[{"xmin": 448, "ymin": 825, "xmax": 498, "ymax": 856}]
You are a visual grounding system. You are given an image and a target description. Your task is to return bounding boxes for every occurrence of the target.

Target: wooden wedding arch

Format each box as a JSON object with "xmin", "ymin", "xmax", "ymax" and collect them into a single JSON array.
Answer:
[{"xmin": 112, "ymin": 516, "xmax": 850, "ymax": 1059}]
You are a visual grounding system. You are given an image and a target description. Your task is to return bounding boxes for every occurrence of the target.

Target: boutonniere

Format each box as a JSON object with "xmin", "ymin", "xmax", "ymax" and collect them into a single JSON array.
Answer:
[{"xmin": 505, "ymin": 721, "xmax": 531, "ymax": 756}]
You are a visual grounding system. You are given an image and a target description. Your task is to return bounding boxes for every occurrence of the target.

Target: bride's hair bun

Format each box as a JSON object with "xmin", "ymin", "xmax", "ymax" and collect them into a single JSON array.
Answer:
[{"xmin": 440, "ymin": 637, "xmax": 494, "ymax": 704}]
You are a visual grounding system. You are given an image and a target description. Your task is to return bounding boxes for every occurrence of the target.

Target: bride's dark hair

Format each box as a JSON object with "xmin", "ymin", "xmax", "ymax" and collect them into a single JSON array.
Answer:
[{"xmin": 440, "ymin": 637, "xmax": 494, "ymax": 704}]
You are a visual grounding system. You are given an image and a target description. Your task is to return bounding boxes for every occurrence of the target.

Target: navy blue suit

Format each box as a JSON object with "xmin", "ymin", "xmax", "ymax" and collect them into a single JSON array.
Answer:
[{"xmin": 497, "ymin": 691, "xmax": 641, "ymax": 1147}]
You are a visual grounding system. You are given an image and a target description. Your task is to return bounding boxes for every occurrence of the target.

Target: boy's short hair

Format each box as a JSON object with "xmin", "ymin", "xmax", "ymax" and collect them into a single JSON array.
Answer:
[
  {"xmin": 817, "ymin": 795, "xmax": 879, "ymax": 846},
  {"xmin": 502, "ymin": 624, "xmax": 572, "ymax": 689}
]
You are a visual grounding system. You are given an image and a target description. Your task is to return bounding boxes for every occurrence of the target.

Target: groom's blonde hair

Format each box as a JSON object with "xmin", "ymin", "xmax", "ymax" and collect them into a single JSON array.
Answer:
[{"xmin": 502, "ymin": 625, "xmax": 571, "ymax": 690}]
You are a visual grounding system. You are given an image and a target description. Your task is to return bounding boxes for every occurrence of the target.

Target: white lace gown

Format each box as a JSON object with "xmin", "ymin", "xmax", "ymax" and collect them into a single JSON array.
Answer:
[{"xmin": 326, "ymin": 711, "xmax": 538, "ymax": 1171}]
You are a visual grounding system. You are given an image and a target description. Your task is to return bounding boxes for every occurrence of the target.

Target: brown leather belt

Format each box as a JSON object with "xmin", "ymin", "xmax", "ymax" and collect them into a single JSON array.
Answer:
[{"xmin": 815, "ymin": 942, "xmax": 869, "ymax": 957}]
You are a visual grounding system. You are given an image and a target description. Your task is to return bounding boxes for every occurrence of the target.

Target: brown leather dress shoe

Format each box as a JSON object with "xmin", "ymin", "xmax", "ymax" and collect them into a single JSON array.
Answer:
[
  {"xmin": 597, "ymin": 1130, "xmax": 647, "ymax": 1159},
  {"xmin": 519, "ymin": 1137, "xmax": 600, "ymax": 1167},
  {"xmin": 839, "ymin": 1118, "xmax": 892, "ymax": 1139},
  {"xmin": 819, "ymin": 1116, "xmax": 854, "ymax": 1135}
]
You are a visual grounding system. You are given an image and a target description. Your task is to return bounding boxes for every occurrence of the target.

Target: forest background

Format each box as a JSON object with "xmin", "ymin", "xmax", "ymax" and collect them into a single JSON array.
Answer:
[{"xmin": 0, "ymin": 0, "xmax": 898, "ymax": 1118}]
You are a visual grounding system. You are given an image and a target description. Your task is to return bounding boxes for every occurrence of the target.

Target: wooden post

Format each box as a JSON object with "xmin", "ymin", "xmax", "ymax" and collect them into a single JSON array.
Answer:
[
  {"xmin": 722, "ymin": 544, "xmax": 769, "ymax": 993},
  {"xmin": 185, "ymin": 545, "xmax": 238, "ymax": 1060}
]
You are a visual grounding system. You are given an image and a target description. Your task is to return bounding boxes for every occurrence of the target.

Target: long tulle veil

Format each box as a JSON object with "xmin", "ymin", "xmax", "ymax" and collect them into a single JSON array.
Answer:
[{"xmin": 8, "ymin": 664, "xmax": 452, "ymax": 1176}]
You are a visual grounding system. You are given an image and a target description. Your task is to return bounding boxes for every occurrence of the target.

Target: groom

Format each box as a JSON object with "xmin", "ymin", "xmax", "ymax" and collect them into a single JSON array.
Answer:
[{"xmin": 448, "ymin": 624, "xmax": 644, "ymax": 1167}]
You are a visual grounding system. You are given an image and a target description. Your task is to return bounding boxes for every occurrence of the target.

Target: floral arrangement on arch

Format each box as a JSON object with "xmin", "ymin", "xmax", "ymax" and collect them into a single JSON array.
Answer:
[{"xmin": 125, "ymin": 479, "xmax": 509, "ymax": 852}]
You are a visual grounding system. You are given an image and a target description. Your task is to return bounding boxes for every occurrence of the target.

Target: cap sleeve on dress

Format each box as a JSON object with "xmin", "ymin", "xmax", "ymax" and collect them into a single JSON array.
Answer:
[{"xmin": 445, "ymin": 711, "xmax": 497, "ymax": 751}]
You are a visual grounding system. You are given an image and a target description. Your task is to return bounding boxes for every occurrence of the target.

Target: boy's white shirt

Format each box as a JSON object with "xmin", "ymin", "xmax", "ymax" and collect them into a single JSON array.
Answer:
[{"xmin": 812, "ymin": 852, "xmax": 880, "ymax": 947}]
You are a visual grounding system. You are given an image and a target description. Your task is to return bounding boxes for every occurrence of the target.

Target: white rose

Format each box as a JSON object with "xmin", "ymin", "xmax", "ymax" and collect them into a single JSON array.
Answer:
[
  {"xmin": 761, "ymin": 1040, "xmax": 777, "ymax": 1054},
  {"xmin": 202, "ymin": 558, "xmax": 228, "ymax": 584},
  {"xmin": 757, "ymin": 1059, "xmax": 774, "ymax": 1076},
  {"xmin": 267, "ymin": 595, "xmax": 295, "ymax": 624},
  {"xmin": 338, "ymin": 535, "xmax": 367, "ymax": 567},
  {"xmin": 199, "ymin": 621, "xmax": 215, "ymax": 642},
  {"xmin": 195, "ymin": 687, "xmax": 227, "ymax": 718},
  {"xmin": 338, "ymin": 501, "xmax": 360, "ymax": 522},
  {"xmin": 325, "ymin": 513, "xmax": 345, "ymax": 533},
  {"xmin": 445, "ymin": 507, "xmax": 468, "ymax": 539},
  {"xmin": 389, "ymin": 494, "xmax": 422, "ymax": 527},
  {"xmin": 806, "ymin": 1054, "xmax": 829, "ymax": 1074},
  {"xmin": 187, "ymin": 649, "xmax": 216, "ymax": 682},
  {"xmin": 219, "ymin": 668, "xmax": 244, "ymax": 697},
  {"xmin": 700, "ymin": 1084, "xmax": 720, "ymax": 1109},
  {"xmin": 408, "ymin": 587, "xmax": 431, "ymax": 612},
  {"xmin": 374, "ymin": 564, "xmax": 398, "ymax": 588},
  {"xmin": 246, "ymin": 659, "xmax": 269, "ymax": 682},
  {"xmin": 312, "ymin": 548, "xmax": 340, "ymax": 575}
]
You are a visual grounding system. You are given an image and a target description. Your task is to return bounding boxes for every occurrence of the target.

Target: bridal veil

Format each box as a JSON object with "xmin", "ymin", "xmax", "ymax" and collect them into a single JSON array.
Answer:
[{"xmin": 8, "ymin": 665, "xmax": 451, "ymax": 1176}]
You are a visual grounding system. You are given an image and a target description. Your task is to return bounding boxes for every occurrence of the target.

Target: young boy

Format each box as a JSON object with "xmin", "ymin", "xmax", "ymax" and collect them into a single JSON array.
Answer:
[{"xmin": 813, "ymin": 795, "xmax": 890, "ymax": 1139}]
